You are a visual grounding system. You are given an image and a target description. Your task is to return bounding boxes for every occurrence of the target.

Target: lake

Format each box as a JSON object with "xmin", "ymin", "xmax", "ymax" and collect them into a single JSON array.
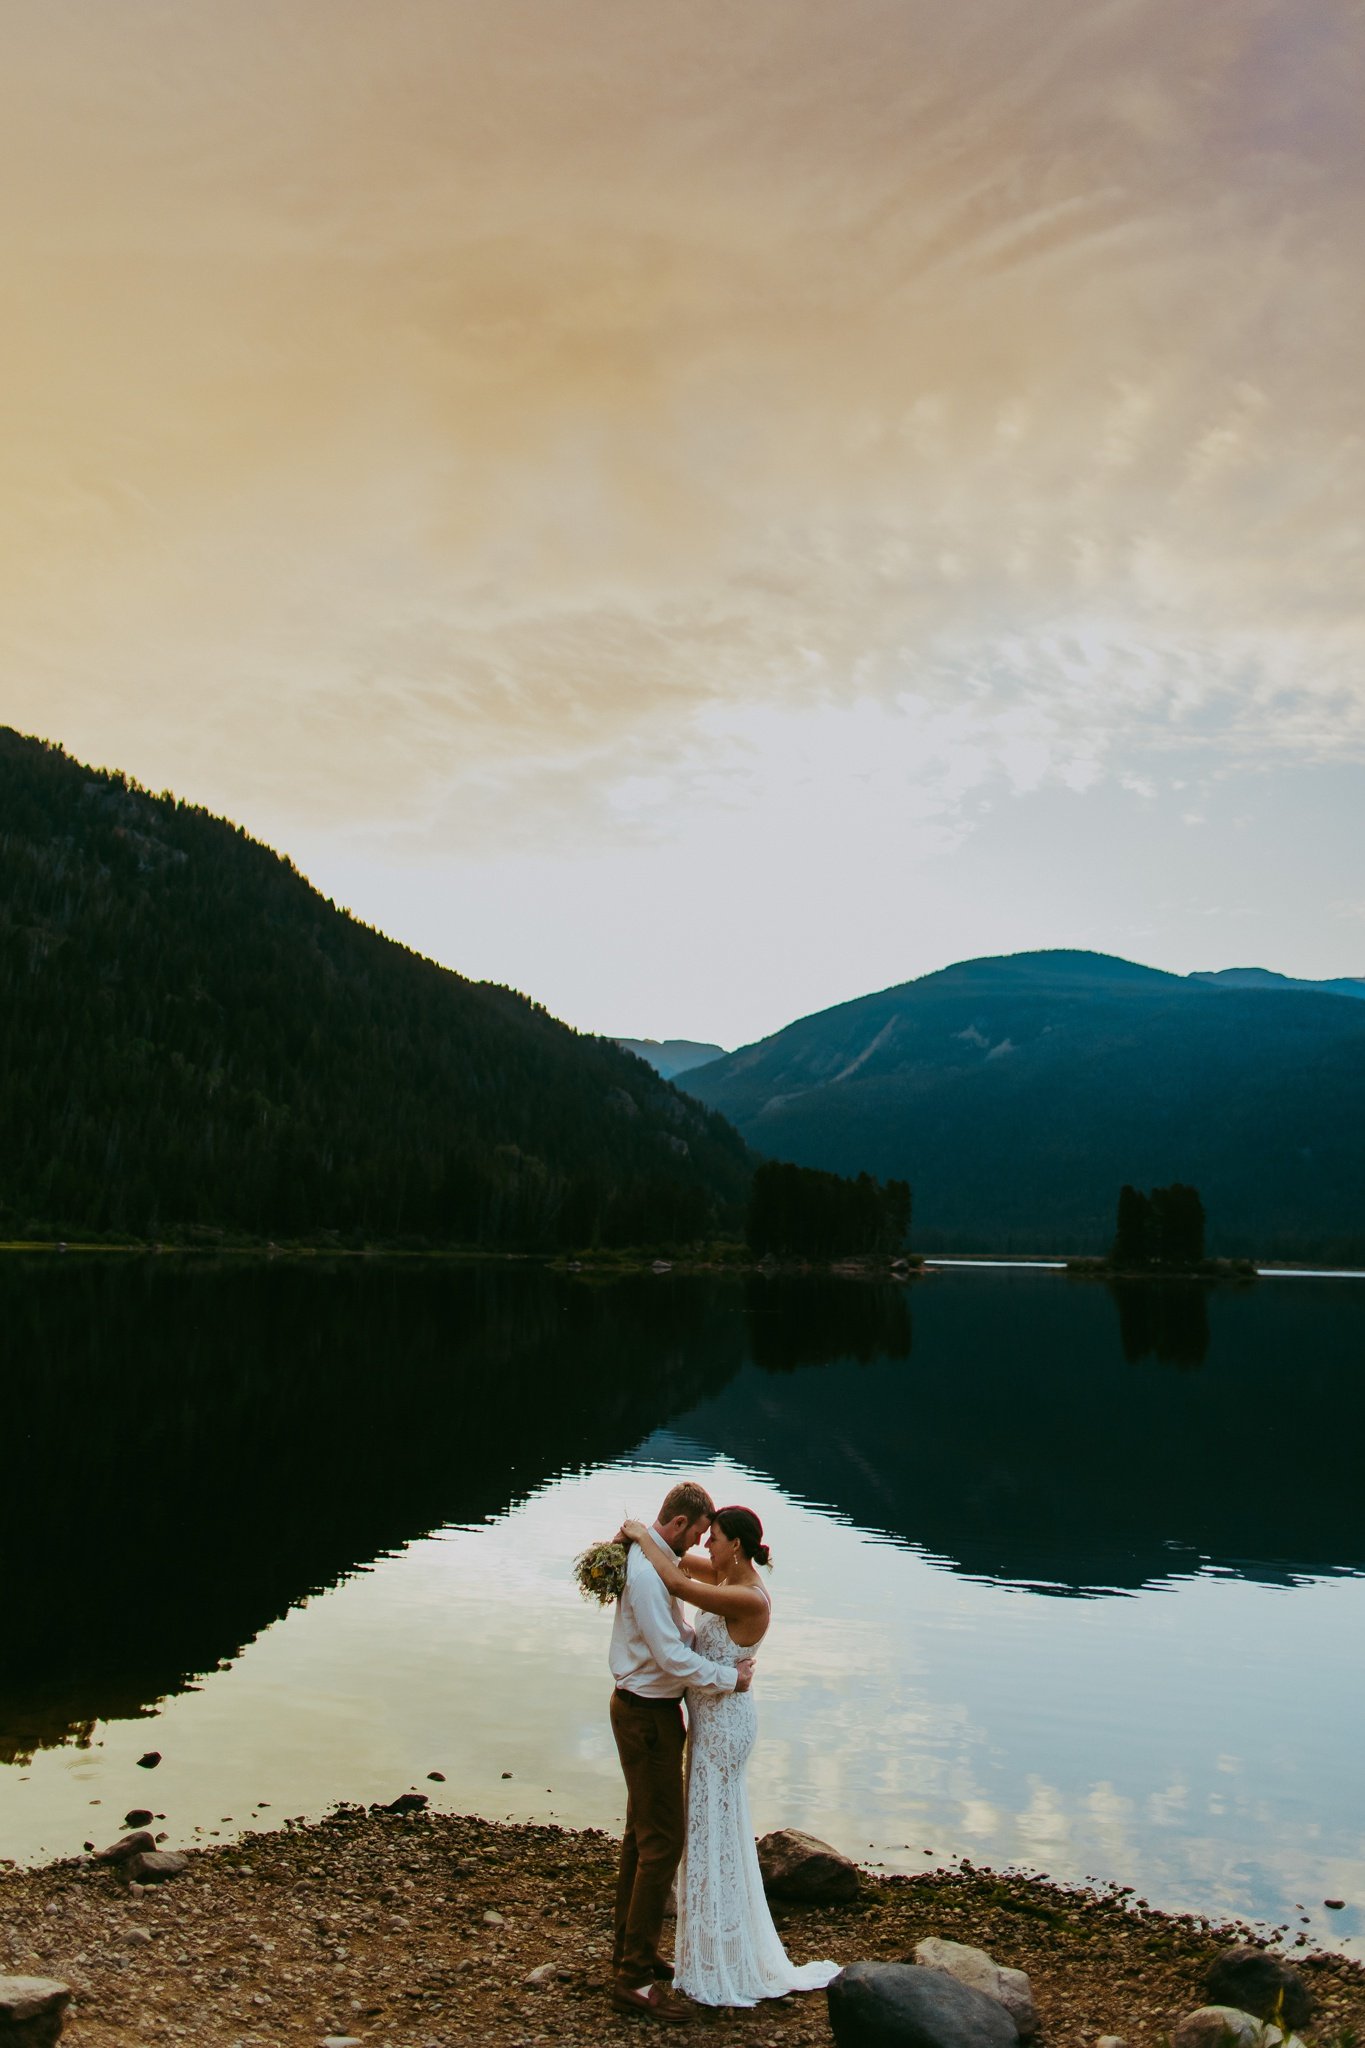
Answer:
[{"xmin": 2, "ymin": 1255, "xmax": 1361, "ymax": 1956}]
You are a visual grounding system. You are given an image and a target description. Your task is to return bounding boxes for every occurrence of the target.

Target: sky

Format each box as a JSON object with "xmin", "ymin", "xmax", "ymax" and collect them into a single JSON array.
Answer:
[{"xmin": 2, "ymin": 0, "xmax": 1362, "ymax": 1047}]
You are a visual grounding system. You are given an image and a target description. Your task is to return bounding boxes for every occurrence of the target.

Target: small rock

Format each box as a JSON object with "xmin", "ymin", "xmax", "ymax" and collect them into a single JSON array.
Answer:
[
  {"xmin": 501, "ymin": 1771, "xmax": 512, "ymax": 1779},
  {"xmin": 1203, "ymin": 1949, "xmax": 1313, "ymax": 2030},
  {"xmin": 320, "ymin": 2038, "xmax": 363, "ymax": 2047},
  {"xmin": 482, "ymin": 1909, "xmax": 506, "ymax": 1926},
  {"xmin": 914, "ymin": 1938, "xmax": 1037, "ymax": 2037},
  {"xmin": 135, "ymin": 1752, "xmax": 161, "ymax": 1769},
  {"xmin": 829, "ymin": 1962, "xmax": 1019, "ymax": 2048},
  {"xmin": 1324, "ymin": 1899, "xmax": 1345, "ymax": 1910},
  {"xmin": 1172, "ymin": 2007, "xmax": 1304, "ymax": 2048},
  {"xmin": 759, "ymin": 1828, "xmax": 860, "ymax": 1904},
  {"xmin": 124, "ymin": 1928, "xmax": 152, "ymax": 1947},
  {"xmin": 42, "ymin": 1905, "xmax": 61, "ymax": 1920},
  {"xmin": 93, "ymin": 1831, "xmax": 157, "ymax": 1865},
  {"xmin": 124, "ymin": 1851, "xmax": 189, "ymax": 1884},
  {"xmin": 1097, "ymin": 2036, "xmax": 1127, "ymax": 2048},
  {"xmin": 525, "ymin": 1962, "xmax": 557, "ymax": 1988},
  {"xmin": 123, "ymin": 1809, "xmax": 154, "ymax": 1828},
  {"xmin": 427, "ymin": 1771, "xmax": 446, "ymax": 1782}
]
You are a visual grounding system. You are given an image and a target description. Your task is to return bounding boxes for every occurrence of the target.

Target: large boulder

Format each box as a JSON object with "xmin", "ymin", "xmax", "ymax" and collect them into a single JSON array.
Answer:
[
  {"xmin": 1172, "ymin": 2006, "xmax": 1304, "ymax": 2048},
  {"xmin": 829, "ymin": 1961, "xmax": 1021, "ymax": 2048},
  {"xmin": 1203, "ymin": 1950, "xmax": 1313, "ymax": 2031},
  {"xmin": 375, "ymin": 1792, "xmax": 429, "ymax": 1816},
  {"xmin": 914, "ymin": 1938, "xmax": 1037, "ymax": 2037},
  {"xmin": 758, "ymin": 1829, "xmax": 860, "ymax": 1903},
  {"xmin": 0, "ymin": 1976, "xmax": 71, "ymax": 2048},
  {"xmin": 92, "ymin": 1831, "xmax": 156, "ymax": 1865}
]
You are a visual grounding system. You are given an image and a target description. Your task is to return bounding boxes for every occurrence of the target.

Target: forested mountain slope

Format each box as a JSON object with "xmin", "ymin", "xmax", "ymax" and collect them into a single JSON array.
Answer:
[
  {"xmin": 0, "ymin": 730, "xmax": 751, "ymax": 1245},
  {"xmin": 683, "ymin": 950, "xmax": 1365, "ymax": 1259}
]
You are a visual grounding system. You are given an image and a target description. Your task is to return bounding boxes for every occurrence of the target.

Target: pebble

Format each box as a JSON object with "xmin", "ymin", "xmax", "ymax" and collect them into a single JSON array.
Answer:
[
  {"xmin": 321, "ymin": 2037, "xmax": 363, "ymax": 2047},
  {"xmin": 483, "ymin": 1909, "xmax": 506, "ymax": 1926}
]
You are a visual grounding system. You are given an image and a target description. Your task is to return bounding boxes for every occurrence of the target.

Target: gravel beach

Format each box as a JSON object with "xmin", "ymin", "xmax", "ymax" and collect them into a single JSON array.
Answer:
[{"xmin": 3, "ymin": 1807, "xmax": 1361, "ymax": 2048}]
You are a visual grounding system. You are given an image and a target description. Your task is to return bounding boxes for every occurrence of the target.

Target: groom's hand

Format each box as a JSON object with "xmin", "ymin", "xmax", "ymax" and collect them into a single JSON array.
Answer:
[{"xmin": 734, "ymin": 1659, "xmax": 755, "ymax": 1692}]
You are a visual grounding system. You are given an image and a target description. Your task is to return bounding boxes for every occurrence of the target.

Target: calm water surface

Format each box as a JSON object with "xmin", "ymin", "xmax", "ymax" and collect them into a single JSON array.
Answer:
[{"xmin": 2, "ymin": 1258, "xmax": 1361, "ymax": 1955}]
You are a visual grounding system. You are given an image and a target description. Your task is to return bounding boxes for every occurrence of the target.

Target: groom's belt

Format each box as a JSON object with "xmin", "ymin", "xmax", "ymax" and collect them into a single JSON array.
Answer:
[{"xmin": 613, "ymin": 1686, "xmax": 685, "ymax": 1707}]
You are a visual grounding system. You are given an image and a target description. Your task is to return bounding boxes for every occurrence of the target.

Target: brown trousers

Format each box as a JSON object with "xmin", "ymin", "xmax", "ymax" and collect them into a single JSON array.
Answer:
[{"xmin": 610, "ymin": 1688, "xmax": 686, "ymax": 1984}]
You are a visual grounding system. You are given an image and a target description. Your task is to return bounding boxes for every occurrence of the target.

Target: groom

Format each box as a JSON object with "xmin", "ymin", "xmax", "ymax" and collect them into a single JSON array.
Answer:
[{"xmin": 608, "ymin": 1479, "xmax": 754, "ymax": 2024}]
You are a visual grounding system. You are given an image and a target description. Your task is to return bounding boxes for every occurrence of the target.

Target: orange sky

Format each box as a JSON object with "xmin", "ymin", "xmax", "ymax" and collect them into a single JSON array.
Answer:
[{"xmin": 3, "ymin": 1, "xmax": 1362, "ymax": 1038}]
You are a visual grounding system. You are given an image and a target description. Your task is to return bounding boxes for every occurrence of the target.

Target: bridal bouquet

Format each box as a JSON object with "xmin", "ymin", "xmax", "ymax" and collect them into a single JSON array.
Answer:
[{"xmin": 574, "ymin": 1539, "xmax": 628, "ymax": 1606}]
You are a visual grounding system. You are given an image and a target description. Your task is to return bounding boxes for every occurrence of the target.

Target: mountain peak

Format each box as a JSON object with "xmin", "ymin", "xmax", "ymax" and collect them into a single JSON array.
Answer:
[
  {"xmin": 685, "ymin": 943, "xmax": 1365, "ymax": 1258},
  {"xmin": 922, "ymin": 948, "xmax": 1179, "ymax": 986}
]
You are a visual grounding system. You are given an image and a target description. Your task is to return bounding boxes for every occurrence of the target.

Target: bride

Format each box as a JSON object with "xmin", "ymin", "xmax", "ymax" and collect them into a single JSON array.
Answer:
[{"xmin": 620, "ymin": 1506, "xmax": 841, "ymax": 2009}]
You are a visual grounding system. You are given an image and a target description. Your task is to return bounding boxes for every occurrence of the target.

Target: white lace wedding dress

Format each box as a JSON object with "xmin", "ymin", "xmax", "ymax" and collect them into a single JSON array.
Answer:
[{"xmin": 676, "ymin": 1601, "xmax": 841, "ymax": 2007}]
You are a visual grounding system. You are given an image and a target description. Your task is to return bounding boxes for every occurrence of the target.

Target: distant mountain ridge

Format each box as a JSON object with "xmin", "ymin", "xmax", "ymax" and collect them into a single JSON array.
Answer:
[
  {"xmin": 615, "ymin": 1037, "xmax": 727, "ymax": 1080},
  {"xmin": 0, "ymin": 729, "xmax": 751, "ymax": 1246},
  {"xmin": 683, "ymin": 948, "xmax": 1365, "ymax": 1260},
  {"xmin": 1190, "ymin": 966, "xmax": 1365, "ymax": 1000}
]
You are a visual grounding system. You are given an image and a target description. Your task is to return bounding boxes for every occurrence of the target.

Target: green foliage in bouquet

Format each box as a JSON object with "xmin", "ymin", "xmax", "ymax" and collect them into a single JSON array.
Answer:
[{"xmin": 574, "ymin": 1540, "xmax": 628, "ymax": 1606}]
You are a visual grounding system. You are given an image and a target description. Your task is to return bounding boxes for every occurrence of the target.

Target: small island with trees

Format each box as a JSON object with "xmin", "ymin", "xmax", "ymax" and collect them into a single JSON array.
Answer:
[{"xmin": 1068, "ymin": 1183, "xmax": 1257, "ymax": 1281}]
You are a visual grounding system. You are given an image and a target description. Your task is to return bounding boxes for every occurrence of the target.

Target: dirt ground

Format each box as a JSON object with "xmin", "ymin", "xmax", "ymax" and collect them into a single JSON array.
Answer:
[{"xmin": 2, "ymin": 1808, "xmax": 1361, "ymax": 2048}]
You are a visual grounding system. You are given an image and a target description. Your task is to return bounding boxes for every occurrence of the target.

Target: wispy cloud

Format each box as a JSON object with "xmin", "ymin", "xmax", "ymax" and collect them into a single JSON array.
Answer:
[{"xmin": 0, "ymin": 1, "xmax": 1360, "ymax": 996}]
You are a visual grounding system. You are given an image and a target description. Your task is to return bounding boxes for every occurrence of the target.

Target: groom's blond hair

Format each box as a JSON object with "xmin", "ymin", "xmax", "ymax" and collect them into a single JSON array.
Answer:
[{"xmin": 659, "ymin": 1481, "xmax": 715, "ymax": 1526}]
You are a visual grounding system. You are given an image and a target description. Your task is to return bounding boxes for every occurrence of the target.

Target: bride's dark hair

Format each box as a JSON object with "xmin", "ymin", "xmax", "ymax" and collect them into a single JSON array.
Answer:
[{"xmin": 713, "ymin": 1505, "xmax": 771, "ymax": 1569}]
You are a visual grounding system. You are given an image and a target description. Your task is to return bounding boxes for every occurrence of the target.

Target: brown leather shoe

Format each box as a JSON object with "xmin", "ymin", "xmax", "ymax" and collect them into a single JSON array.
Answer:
[{"xmin": 611, "ymin": 1980, "xmax": 690, "ymax": 2024}]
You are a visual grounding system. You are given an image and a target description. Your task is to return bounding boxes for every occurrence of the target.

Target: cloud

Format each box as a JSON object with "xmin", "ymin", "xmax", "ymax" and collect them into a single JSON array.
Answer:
[{"xmin": 0, "ymin": 0, "xmax": 1361, "ymax": 863}]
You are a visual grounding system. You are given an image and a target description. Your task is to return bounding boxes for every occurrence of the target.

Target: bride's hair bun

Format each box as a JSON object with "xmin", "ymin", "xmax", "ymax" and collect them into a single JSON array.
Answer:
[{"xmin": 714, "ymin": 1505, "xmax": 772, "ymax": 1569}]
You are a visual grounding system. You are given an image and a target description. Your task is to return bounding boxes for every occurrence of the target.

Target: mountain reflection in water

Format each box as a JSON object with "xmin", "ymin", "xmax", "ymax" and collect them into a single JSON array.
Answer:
[
  {"xmin": 677, "ymin": 1273, "xmax": 1365, "ymax": 1595},
  {"xmin": 3, "ymin": 1258, "xmax": 1362, "ymax": 1764}
]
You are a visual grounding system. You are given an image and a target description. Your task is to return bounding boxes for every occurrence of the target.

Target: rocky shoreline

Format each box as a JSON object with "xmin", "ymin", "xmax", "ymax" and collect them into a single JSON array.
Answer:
[{"xmin": 2, "ymin": 1809, "xmax": 1362, "ymax": 2048}]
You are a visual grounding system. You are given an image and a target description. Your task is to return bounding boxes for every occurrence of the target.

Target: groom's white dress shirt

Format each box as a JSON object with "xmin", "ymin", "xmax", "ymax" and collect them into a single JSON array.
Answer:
[{"xmin": 610, "ymin": 1530, "xmax": 740, "ymax": 1701}]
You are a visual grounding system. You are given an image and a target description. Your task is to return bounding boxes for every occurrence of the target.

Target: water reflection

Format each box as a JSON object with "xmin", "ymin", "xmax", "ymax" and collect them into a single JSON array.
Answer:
[
  {"xmin": 1108, "ymin": 1279, "xmax": 1211, "ymax": 1369},
  {"xmin": 745, "ymin": 1276, "xmax": 912, "ymax": 1371},
  {"xmin": 673, "ymin": 1273, "xmax": 1365, "ymax": 1596},
  {"xmin": 0, "ymin": 1258, "xmax": 741, "ymax": 1760},
  {"xmin": 2, "ymin": 1259, "xmax": 1363, "ymax": 1768}
]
